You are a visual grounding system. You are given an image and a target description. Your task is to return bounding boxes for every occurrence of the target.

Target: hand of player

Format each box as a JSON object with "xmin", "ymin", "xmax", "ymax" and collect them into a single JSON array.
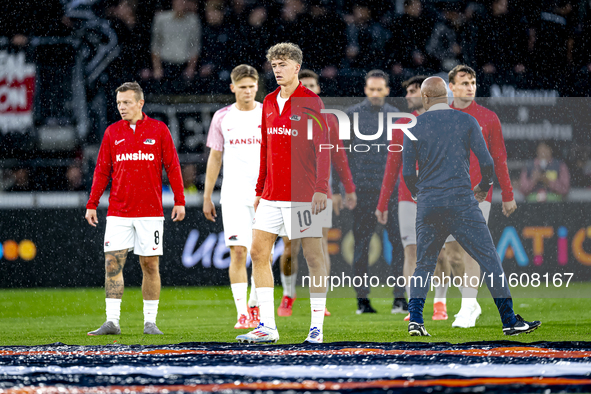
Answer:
[
  {"xmin": 311, "ymin": 192, "xmax": 327, "ymax": 215},
  {"xmin": 203, "ymin": 197, "xmax": 217, "ymax": 222},
  {"xmin": 85, "ymin": 209, "xmax": 98, "ymax": 227},
  {"xmin": 473, "ymin": 185, "xmax": 487, "ymax": 203},
  {"xmin": 375, "ymin": 209, "xmax": 388, "ymax": 225},
  {"xmin": 172, "ymin": 205, "xmax": 186, "ymax": 222},
  {"xmin": 502, "ymin": 199, "xmax": 517, "ymax": 217},
  {"xmin": 345, "ymin": 191, "xmax": 357, "ymax": 210},
  {"xmin": 332, "ymin": 194, "xmax": 343, "ymax": 215},
  {"xmin": 254, "ymin": 196, "xmax": 261, "ymax": 212}
]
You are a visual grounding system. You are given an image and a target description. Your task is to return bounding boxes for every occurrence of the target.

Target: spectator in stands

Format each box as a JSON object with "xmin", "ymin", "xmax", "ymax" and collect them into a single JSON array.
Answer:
[
  {"xmin": 151, "ymin": 0, "xmax": 201, "ymax": 92},
  {"xmin": 7, "ymin": 168, "xmax": 32, "ymax": 192},
  {"xmin": 344, "ymin": 4, "xmax": 391, "ymax": 71},
  {"xmin": 519, "ymin": 141, "xmax": 570, "ymax": 202},
  {"xmin": 199, "ymin": 3, "xmax": 232, "ymax": 92},
  {"xmin": 274, "ymin": 0, "xmax": 310, "ymax": 47},
  {"xmin": 107, "ymin": 0, "xmax": 150, "ymax": 83},
  {"xmin": 471, "ymin": 0, "xmax": 528, "ymax": 84},
  {"xmin": 65, "ymin": 163, "xmax": 87, "ymax": 192},
  {"xmin": 426, "ymin": 2, "xmax": 466, "ymax": 72},
  {"xmin": 528, "ymin": 0, "xmax": 575, "ymax": 89},
  {"xmin": 182, "ymin": 164, "xmax": 198, "ymax": 195},
  {"xmin": 301, "ymin": 0, "xmax": 346, "ymax": 77},
  {"xmin": 237, "ymin": 7, "xmax": 270, "ymax": 71},
  {"xmin": 385, "ymin": 0, "xmax": 437, "ymax": 76},
  {"xmin": 567, "ymin": 145, "xmax": 591, "ymax": 188}
]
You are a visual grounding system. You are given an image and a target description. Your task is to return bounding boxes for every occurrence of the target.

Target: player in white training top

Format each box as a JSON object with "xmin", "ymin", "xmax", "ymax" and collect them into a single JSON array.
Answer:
[{"xmin": 204, "ymin": 64, "xmax": 263, "ymax": 330}]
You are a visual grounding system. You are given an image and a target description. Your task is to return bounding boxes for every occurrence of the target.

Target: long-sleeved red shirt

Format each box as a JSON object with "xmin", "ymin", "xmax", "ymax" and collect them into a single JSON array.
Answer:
[
  {"xmin": 451, "ymin": 100, "xmax": 514, "ymax": 203},
  {"xmin": 327, "ymin": 113, "xmax": 355, "ymax": 198},
  {"xmin": 87, "ymin": 113, "xmax": 185, "ymax": 217},
  {"xmin": 256, "ymin": 83, "xmax": 330, "ymax": 202},
  {"xmin": 377, "ymin": 112, "xmax": 418, "ymax": 212}
]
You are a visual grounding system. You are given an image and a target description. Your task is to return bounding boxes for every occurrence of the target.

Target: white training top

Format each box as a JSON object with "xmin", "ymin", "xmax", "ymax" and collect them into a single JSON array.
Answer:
[{"xmin": 206, "ymin": 102, "xmax": 262, "ymax": 206}]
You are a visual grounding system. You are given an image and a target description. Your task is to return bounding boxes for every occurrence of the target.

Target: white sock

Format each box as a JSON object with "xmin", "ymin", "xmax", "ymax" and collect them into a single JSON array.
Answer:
[
  {"xmin": 290, "ymin": 273, "xmax": 298, "ymax": 297},
  {"xmin": 143, "ymin": 300, "xmax": 159, "ymax": 324},
  {"xmin": 433, "ymin": 281, "xmax": 448, "ymax": 304},
  {"xmin": 460, "ymin": 287, "xmax": 478, "ymax": 310},
  {"xmin": 256, "ymin": 287, "xmax": 276, "ymax": 329},
  {"xmin": 281, "ymin": 272, "xmax": 296, "ymax": 298},
  {"xmin": 106, "ymin": 298, "xmax": 122, "ymax": 326},
  {"xmin": 310, "ymin": 293, "xmax": 326, "ymax": 330},
  {"xmin": 231, "ymin": 282, "xmax": 248, "ymax": 318},
  {"xmin": 248, "ymin": 275, "xmax": 258, "ymax": 308}
]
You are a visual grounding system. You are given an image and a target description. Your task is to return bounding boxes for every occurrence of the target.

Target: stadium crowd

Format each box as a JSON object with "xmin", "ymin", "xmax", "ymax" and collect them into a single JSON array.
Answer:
[{"xmin": 1, "ymin": 0, "xmax": 591, "ymax": 192}]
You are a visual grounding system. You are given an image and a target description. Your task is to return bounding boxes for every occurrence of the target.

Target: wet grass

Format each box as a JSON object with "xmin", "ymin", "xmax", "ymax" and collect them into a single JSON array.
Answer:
[{"xmin": 0, "ymin": 286, "xmax": 589, "ymax": 346}]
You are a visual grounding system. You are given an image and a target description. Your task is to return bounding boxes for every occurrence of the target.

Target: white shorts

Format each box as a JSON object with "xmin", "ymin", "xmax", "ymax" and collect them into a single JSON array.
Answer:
[
  {"xmin": 398, "ymin": 201, "xmax": 417, "ymax": 248},
  {"xmin": 445, "ymin": 201, "xmax": 492, "ymax": 243},
  {"xmin": 253, "ymin": 199, "xmax": 323, "ymax": 240},
  {"xmin": 319, "ymin": 199, "xmax": 333, "ymax": 229},
  {"xmin": 221, "ymin": 204, "xmax": 255, "ymax": 250},
  {"xmin": 104, "ymin": 216, "xmax": 164, "ymax": 256}
]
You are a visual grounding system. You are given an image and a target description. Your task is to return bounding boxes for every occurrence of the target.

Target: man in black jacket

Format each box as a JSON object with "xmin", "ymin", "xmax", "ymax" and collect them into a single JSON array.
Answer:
[{"xmin": 337, "ymin": 70, "xmax": 406, "ymax": 314}]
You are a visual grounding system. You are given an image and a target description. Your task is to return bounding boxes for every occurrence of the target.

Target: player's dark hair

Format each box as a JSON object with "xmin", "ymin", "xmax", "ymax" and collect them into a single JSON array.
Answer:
[
  {"xmin": 365, "ymin": 69, "xmax": 389, "ymax": 86},
  {"xmin": 266, "ymin": 42, "xmax": 303, "ymax": 65},
  {"xmin": 448, "ymin": 65, "xmax": 476, "ymax": 84},
  {"xmin": 298, "ymin": 69, "xmax": 319, "ymax": 82},
  {"xmin": 115, "ymin": 81, "xmax": 144, "ymax": 101},
  {"xmin": 402, "ymin": 75, "xmax": 428, "ymax": 90},
  {"xmin": 231, "ymin": 64, "xmax": 259, "ymax": 83}
]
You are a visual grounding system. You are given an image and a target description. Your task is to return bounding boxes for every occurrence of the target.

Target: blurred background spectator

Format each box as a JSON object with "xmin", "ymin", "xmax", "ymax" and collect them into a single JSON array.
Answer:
[
  {"xmin": 151, "ymin": 0, "xmax": 201, "ymax": 93},
  {"xmin": 519, "ymin": 141, "xmax": 571, "ymax": 202}
]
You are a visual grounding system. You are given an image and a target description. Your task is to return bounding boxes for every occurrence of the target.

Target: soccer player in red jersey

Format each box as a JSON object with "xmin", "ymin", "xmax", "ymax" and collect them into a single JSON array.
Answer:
[
  {"xmin": 443, "ymin": 65, "xmax": 517, "ymax": 328},
  {"xmin": 376, "ymin": 76, "xmax": 450, "ymax": 321},
  {"xmin": 278, "ymin": 69, "xmax": 357, "ymax": 318},
  {"xmin": 236, "ymin": 43, "xmax": 330, "ymax": 344},
  {"xmin": 85, "ymin": 82, "xmax": 185, "ymax": 336}
]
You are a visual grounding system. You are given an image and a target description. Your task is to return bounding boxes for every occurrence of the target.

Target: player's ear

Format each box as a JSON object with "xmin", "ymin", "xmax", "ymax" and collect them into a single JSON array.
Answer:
[{"xmin": 230, "ymin": 84, "xmax": 236, "ymax": 93}]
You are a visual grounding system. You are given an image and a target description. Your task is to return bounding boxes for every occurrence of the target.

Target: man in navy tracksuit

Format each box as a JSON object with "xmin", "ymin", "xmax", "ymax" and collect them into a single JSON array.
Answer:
[{"xmin": 402, "ymin": 77, "xmax": 541, "ymax": 336}]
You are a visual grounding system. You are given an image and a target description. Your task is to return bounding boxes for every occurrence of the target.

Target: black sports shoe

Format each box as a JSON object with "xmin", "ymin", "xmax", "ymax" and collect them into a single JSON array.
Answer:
[
  {"xmin": 391, "ymin": 298, "xmax": 409, "ymax": 314},
  {"xmin": 356, "ymin": 298, "xmax": 377, "ymax": 314},
  {"xmin": 408, "ymin": 322, "xmax": 431, "ymax": 336},
  {"xmin": 503, "ymin": 314, "xmax": 541, "ymax": 336}
]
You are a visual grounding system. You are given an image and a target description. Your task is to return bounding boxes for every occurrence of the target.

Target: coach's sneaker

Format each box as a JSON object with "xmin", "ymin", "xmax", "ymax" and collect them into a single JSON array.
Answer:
[
  {"xmin": 234, "ymin": 314, "xmax": 251, "ymax": 329},
  {"xmin": 248, "ymin": 306, "xmax": 260, "ymax": 328},
  {"xmin": 304, "ymin": 327, "xmax": 323, "ymax": 344},
  {"xmin": 503, "ymin": 315, "xmax": 541, "ymax": 336},
  {"xmin": 391, "ymin": 298, "xmax": 408, "ymax": 314},
  {"xmin": 324, "ymin": 307, "xmax": 331, "ymax": 317},
  {"xmin": 432, "ymin": 302, "xmax": 448, "ymax": 320},
  {"xmin": 408, "ymin": 322, "xmax": 431, "ymax": 336},
  {"xmin": 277, "ymin": 295, "xmax": 296, "ymax": 317},
  {"xmin": 236, "ymin": 323, "xmax": 279, "ymax": 344},
  {"xmin": 452, "ymin": 302, "xmax": 481, "ymax": 328},
  {"xmin": 144, "ymin": 322, "xmax": 163, "ymax": 335},
  {"xmin": 356, "ymin": 298, "xmax": 377, "ymax": 314},
  {"xmin": 87, "ymin": 321, "xmax": 120, "ymax": 336}
]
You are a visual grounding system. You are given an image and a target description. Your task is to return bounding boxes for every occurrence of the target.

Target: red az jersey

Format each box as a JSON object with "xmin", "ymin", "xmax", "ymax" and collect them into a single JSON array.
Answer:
[
  {"xmin": 377, "ymin": 111, "xmax": 419, "ymax": 212},
  {"xmin": 87, "ymin": 113, "xmax": 185, "ymax": 217},
  {"xmin": 256, "ymin": 83, "xmax": 330, "ymax": 202},
  {"xmin": 327, "ymin": 114, "xmax": 355, "ymax": 198},
  {"xmin": 451, "ymin": 101, "xmax": 513, "ymax": 203}
]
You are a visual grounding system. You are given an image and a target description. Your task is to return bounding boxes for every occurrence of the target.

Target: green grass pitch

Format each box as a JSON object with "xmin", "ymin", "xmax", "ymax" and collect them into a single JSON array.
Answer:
[{"xmin": 1, "ymin": 285, "xmax": 589, "ymax": 346}]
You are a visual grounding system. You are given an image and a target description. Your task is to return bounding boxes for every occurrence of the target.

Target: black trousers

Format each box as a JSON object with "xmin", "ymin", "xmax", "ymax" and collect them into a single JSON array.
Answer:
[{"xmin": 351, "ymin": 189, "xmax": 405, "ymax": 298}]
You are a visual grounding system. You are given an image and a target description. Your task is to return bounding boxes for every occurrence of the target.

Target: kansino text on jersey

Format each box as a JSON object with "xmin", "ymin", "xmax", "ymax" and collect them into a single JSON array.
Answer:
[
  {"xmin": 116, "ymin": 151, "xmax": 155, "ymax": 161},
  {"xmin": 319, "ymin": 143, "xmax": 403, "ymax": 153},
  {"xmin": 268, "ymin": 127, "xmax": 298, "ymax": 136}
]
